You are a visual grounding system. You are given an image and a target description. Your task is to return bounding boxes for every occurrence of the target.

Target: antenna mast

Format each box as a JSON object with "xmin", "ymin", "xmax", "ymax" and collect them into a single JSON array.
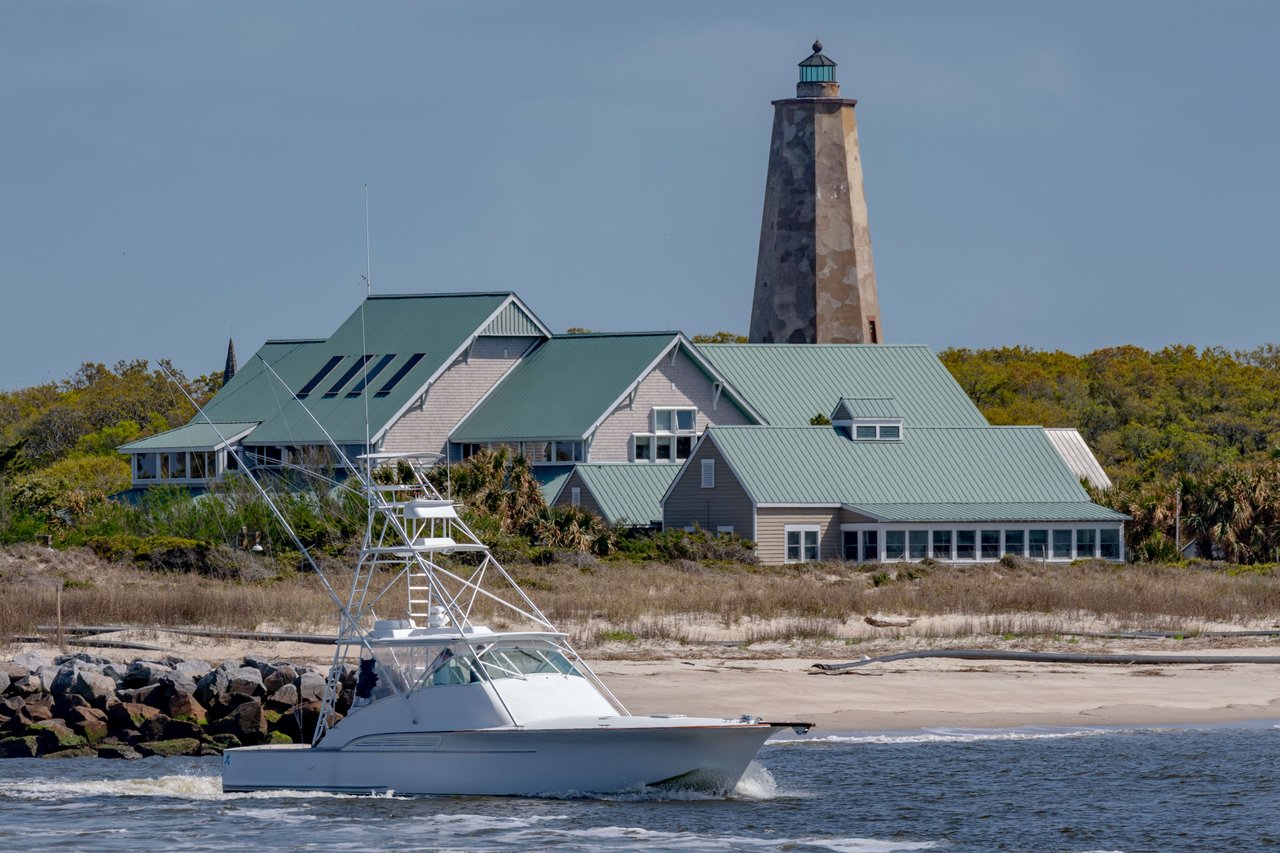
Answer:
[
  {"xmin": 360, "ymin": 184, "xmax": 373, "ymax": 487},
  {"xmin": 363, "ymin": 184, "xmax": 372, "ymax": 296}
]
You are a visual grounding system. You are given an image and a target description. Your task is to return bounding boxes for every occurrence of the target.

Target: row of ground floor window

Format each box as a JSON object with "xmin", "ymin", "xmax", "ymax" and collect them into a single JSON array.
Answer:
[{"xmin": 785, "ymin": 525, "xmax": 1124, "ymax": 564}]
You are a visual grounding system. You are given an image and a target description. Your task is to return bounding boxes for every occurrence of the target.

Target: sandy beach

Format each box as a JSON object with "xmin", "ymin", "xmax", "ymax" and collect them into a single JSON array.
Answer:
[{"xmin": 7, "ymin": 628, "xmax": 1278, "ymax": 733}]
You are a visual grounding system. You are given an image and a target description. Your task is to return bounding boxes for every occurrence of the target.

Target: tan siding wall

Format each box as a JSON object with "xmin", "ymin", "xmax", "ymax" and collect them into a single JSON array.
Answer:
[
  {"xmin": 756, "ymin": 507, "xmax": 843, "ymax": 565},
  {"xmin": 589, "ymin": 348, "xmax": 752, "ymax": 462},
  {"xmin": 841, "ymin": 508, "xmax": 877, "ymax": 524},
  {"xmin": 551, "ymin": 469, "xmax": 606, "ymax": 519},
  {"xmin": 662, "ymin": 440, "xmax": 755, "ymax": 537},
  {"xmin": 382, "ymin": 337, "xmax": 537, "ymax": 457}
]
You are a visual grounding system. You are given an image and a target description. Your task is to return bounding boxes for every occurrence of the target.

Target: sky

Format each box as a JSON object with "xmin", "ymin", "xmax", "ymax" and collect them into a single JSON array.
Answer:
[{"xmin": 2, "ymin": 1, "xmax": 1278, "ymax": 390}]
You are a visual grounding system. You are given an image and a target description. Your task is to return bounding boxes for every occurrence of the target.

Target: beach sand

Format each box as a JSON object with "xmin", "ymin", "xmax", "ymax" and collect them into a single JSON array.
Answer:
[{"xmin": 8, "ymin": 628, "xmax": 1279, "ymax": 732}]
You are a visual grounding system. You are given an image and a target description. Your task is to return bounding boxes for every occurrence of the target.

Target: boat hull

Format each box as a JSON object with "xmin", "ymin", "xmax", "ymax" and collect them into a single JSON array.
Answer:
[{"xmin": 222, "ymin": 724, "xmax": 778, "ymax": 796}]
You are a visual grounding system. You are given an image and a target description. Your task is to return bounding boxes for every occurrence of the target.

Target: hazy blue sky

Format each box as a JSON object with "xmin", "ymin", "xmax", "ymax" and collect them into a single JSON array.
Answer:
[{"xmin": 3, "ymin": 1, "xmax": 1278, "ymax": 390}]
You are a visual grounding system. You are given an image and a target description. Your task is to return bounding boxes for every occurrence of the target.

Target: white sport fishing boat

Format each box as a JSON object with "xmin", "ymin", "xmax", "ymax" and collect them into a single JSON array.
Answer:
[{"xmin": 222, "ymin": 452, "xmax": 810, "ymax": 796}]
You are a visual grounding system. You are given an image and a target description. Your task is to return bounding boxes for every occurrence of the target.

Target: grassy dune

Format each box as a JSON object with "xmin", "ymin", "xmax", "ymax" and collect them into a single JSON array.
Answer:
[{"xmin": 2, "ymin": 545, "xmax": 1278, "ymax": 649}]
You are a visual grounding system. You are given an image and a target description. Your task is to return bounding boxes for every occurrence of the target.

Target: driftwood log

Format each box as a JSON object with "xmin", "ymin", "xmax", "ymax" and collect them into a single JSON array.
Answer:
[
  {"xmin": 863, "ymin": 616, "xmax": 916, "ymax": 628},
  {"xmin": 812, "ymin": 648, "xmax": 1280, "ymax": 673}
]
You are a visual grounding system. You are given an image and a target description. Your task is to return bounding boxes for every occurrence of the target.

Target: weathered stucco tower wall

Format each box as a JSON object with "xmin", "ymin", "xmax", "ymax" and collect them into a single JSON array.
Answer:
[{"xmin": 750, "ymin": 42, "xmax": 882, "ymax": 345}]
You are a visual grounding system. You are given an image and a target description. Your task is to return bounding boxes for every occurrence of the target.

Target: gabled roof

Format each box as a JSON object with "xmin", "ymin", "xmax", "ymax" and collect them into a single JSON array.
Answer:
[
  {"xmin": 558, "ymin": 464, "xmax": 679, "ymax": 525},
  {"xmin": 697, "ymin": 344, "xmax": 987, "ymax": 427},
  {"xmin": 451, "ymin": 333, "xmax": 760, "ymax": 443},
  {"xmin": 189, "ymin": 293, "xmax": 546, "ymax": 446},
  {"xmin": 1043, "ymin": 428, "xmax": 1113, "ymax": 490},
  {"xmin": 696, "ymin": 425, "xmax": 1125, "ymax": 521},
  {"xmin": 533, "ymin": 465, "xmax": 574, "ymax": 504},
  {"xmin": 832, "ymin": 397, "xmax": 901, "ymax": 420},
  {"xmin": 119, "ymin": 421, "xmax": 258, "ymax": 452}
]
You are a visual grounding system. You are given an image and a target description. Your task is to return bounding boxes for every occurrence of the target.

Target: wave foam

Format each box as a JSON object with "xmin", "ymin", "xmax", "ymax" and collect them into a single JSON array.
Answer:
[
  {"xmin": 773, "ymin": 725, "xmax": 1125, "ymax": 745},
  {"xmin": 5, "ymin": 774, "xmax": 367, "ymax": 802},
  {"xmin": 490, "ymin": 824, "xmax": 937, "ymax": 851}
]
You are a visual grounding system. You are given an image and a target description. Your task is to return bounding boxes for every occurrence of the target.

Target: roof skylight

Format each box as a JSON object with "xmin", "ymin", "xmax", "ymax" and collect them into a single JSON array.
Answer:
[
  {"xmin": 322, "ymin": 354, "xmax": 375, "ymax": 398},
  {"xmin": 296, "ymin": 355, "xmax": 345, "ymax": 399},
  {"xmin": 345, "ymin": 354, "xmax": 396, "ymax": 398},
  {"xmin": 373, "ymin": 353, "xmax": 425, "ymax": 398}
]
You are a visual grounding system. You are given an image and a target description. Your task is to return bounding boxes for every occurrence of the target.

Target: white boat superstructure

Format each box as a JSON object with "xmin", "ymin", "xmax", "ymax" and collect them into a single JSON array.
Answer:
[{"xmin": 222, "ymin": 452, "xmax": 809, "ymax": 796}]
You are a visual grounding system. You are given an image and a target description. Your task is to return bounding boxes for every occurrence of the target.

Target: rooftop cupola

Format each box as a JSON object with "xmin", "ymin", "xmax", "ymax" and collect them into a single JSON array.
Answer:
[{"xmin": 797, "ymin": 40, "xmax": 839, "ymax": 97}]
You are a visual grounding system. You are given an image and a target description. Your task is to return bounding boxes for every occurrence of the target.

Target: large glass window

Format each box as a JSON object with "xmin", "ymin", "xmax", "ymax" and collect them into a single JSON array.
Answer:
[
  {"xmin": 545, "ymin": 441, "xmax": 584, "ymax": 463},
  {"xmin": 786, "ymin": 527, "xmax": 820, "ymax": 563},
  {"xmin": 1100, "ymin": 528, "xmax": 1121, "ymax": 560},
  {"xmin": 190, "ymin": 451, "xmax": 209, "ymax": 479},
  {"xmin": 932, "ymin": 530, "xmax": 952, "ymax": 560},
  {"xmin": 861, "ymin": 530, "xmax": 879, "ymax": 562},
  {"xmin": 1076, "ymin": 529, "xmax": 1097, "ymax": 559},
  {"xmin": 886, "ymin": 530, "xmax": 906, "ymax": 560},
  {"xmin": 909, "ymin": 530, "xmax": 928, "ymax": 559},
  {"xmin": 633, "ymin": 429, "xmax": 696, "ymax": 464},
  {"xmin": 135, "ymin": 453, "xmax": 156, "ymax": 481},
  {"xmin": 842, "ymin": 530, "xmax": 858, "ymax": 560},
  {"xmin": 1052, "ymin": 529, "xmax": 1072, "ymax": 559},
  {"xmin": 653, "ymin": 407, "xmax": 697, "ymax": 434},
  {"xmin": 1029, "ymin": 529, "xmax": 1048, "ymax": 559},
  {"xmin": 980, "ymin": 530, "xmax": 1000, "ymax": 559},
  {"xmin": 1004, "ymin": 530, "xmax": 1025, "ymax": 556},
  {"xmin": 956, "ymin": 530, "xmax": 976, "ymax": 560}
]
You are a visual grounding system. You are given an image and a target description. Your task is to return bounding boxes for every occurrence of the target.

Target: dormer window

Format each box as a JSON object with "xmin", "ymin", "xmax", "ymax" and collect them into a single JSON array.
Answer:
[{"xmin": 831, "ymin": 397, "xmax": 903, "ymax": 441}]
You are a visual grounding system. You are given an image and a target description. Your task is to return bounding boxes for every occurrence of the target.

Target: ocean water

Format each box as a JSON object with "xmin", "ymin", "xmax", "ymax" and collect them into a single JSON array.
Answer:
[{"xmin": 2, "ymin": 722, "xmax": 1277, "ymax": 852}]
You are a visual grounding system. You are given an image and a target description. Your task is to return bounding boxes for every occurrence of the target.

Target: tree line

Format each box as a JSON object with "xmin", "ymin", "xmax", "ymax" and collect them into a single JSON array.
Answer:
[
  {"xmin": 3, "ymin": 345, "xmax": 1280, "ymax": 564},
  {"xmin": 941, "ymin": 344, "xmax": 1280, "ymax": 562}
]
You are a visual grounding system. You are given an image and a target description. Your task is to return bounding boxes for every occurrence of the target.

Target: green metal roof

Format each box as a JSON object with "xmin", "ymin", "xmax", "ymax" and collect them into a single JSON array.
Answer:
[
  {"xmin": 566, "ymin": 464, "xmax": 679, "ymax": 525},
  {"xmin": 705, "ymin": 425, "xmax": 1121, "ymax": 519},
  {"xmin": 118, "ymin": 422, "xmax": 259, "ymax": 452},
  {"xmin": 450, "ymin": 333, "xmax": 682, "ymax": 442},
  {"xmin": 533, "ymin": 465, "xmax": 574, "ymax": 504},
  {"xmin": 196, "ymin": 293, "xmax": 528, "ymax": 445},
  {"xmin": 697, "ymin": 344, "xmax": 987, "ymax": 427},
  {"xmin": 833, "ymin": 397, "xmax": 901, "ymax": 420},
  {"xmin": 845, "ymin": 502, "xmax": 1127, "ymax": 523}
]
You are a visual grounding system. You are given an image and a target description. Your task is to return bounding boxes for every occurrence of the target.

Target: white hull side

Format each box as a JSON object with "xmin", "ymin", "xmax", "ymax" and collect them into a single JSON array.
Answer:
[{"xmin": 222, "ymin": 725, "xmax": 777, "ymax": 796}]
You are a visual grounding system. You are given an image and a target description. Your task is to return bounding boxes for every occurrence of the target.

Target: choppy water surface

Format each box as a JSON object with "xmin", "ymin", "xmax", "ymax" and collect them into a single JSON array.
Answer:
[{"xmin": 2, "ymin": 723, "xmax": 1277, "ymax": 852}]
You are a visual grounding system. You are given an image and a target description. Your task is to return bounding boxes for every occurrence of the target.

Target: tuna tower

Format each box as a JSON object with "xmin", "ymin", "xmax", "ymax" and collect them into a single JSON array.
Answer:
[{"xmin": 749, "ymin": 42, "xmax": 883, "ymax": 345}]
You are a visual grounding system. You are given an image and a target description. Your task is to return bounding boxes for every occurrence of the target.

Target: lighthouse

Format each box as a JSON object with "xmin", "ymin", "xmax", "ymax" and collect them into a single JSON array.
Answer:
[{"xmin": 749, "ymin": 41, "xmax": 883, "ymax": 345}]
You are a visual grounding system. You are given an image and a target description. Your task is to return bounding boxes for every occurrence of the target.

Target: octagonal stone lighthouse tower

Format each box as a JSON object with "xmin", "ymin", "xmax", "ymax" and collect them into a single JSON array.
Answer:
[{"xmin": 749, "ymin": 41, "xmax": 883, "ymax": 345}]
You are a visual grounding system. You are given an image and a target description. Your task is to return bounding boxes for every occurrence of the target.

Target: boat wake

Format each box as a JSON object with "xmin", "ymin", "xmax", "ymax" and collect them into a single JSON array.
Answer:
[
  {"xmin": 771, "ymin": 725, "xmax": 1127, "ymax": 745},
  {"xmin": 3, "ymin": 772, "xmax": 374, "ymax": 802}
]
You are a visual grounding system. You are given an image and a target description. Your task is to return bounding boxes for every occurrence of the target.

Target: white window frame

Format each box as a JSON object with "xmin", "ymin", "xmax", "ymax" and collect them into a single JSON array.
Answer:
[
  {"xmin": 701, "ymin": 458, "xmax": 715, "ymax": 488},
  {"xmin": 570, "ymin": 487, "xmax": 581, "ymax": 507},
  {"xmin": 631, "ymin": 432, "xmax": 696, "ymax": 464},
  {"xmin": 836, "ymin": 523, "xmax": 1125, "ymax": 564},
  {"xmin": 784, "ymin": 524, "xmax": 821, "ymax": 563},
  {"xmin": 541, "ymin": 440, "xmax": 584, "ymax": 464},
  {"xmin": 716, "ymin": 525, "xmax": 734, "ymax": 534},
  {"xmin": 844, "ymin": 418, "xmax": 905, "ymax": 441},
  {"xmin": 133, "ymin": 449, "xmax": 221, "ymax": 486},
  {"xmin": 651, "ymin": 406, "xmax": 697, "ymax": 435}
]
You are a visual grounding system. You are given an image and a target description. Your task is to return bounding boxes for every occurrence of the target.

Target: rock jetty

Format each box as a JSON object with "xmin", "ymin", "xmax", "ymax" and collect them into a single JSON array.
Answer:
[{"xmin": 0, "ymin": 652, "xmax": 354, "ymax": 759}]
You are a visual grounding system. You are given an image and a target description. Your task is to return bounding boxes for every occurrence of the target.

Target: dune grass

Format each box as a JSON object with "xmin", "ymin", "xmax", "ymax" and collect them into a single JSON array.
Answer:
[{"xmin": 2, "ymin": 546, "xmax": 1277, "ymax": 649}]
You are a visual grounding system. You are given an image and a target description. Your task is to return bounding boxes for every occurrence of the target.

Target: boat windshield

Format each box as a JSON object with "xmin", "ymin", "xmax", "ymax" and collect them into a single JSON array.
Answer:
[{"xmin": 365, "ymin": 643, "xmax": 582, "ymax": 694}]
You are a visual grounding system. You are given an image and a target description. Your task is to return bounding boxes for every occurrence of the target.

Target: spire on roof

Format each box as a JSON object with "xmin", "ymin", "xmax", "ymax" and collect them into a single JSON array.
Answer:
[{"xmin": 223, "ymin": 338, "xmax": 238, "ymax": 387}]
